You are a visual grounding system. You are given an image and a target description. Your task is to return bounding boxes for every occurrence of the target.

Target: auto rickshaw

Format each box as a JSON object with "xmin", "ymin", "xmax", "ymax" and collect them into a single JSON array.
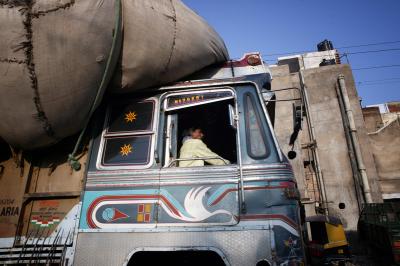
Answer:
[{"xmin": 305, "ymin": 215, "xmax": 352, "ymax": 265}]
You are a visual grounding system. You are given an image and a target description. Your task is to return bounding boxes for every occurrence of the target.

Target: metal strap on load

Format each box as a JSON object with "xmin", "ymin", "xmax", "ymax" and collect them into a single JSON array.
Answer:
[{"xmin": 68, "ymin": 0, "xmax": 123, "ymax": 171}]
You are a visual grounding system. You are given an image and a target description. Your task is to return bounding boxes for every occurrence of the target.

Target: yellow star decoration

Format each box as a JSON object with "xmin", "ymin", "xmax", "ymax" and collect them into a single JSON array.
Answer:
[
  {"xmin": 124, "ymin": 111, "xmax": 137, "ymax": 123},
  {"xmin": 120, "ymin": 144, "xmax": 133, "ymax": 156}
]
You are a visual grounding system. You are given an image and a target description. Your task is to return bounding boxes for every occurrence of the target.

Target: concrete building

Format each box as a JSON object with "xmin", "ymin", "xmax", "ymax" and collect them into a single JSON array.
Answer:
[
  {"xmin": 362, "ymin": 102, "xmax": 400, "ymax": 201},
  {"xmin": 269, "ymin": 48, "xmax": 384, "ymax": 236}
]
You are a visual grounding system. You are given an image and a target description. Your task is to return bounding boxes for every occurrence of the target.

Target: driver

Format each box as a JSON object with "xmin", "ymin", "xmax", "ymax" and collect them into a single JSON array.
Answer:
[{"xmin": 179, "ymin": 127, "xmax": 230, "ymax": 167}]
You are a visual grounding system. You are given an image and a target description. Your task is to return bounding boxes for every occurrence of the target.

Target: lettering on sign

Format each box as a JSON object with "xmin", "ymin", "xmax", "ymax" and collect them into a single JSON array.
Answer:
[
  {"xmin": 0, "ymin": 198, "xmax": 19, "ymax": 217},
  {"xmin": 173, "ymin": 95, "xmax": 204, "ymax": 105},
  {"xmin": 166, "ymin": 91, "xmax": 233, "ymax": 110},
  {"xmin": 30, "ymin": 200, "xmax": 64, "ymax": 228}
]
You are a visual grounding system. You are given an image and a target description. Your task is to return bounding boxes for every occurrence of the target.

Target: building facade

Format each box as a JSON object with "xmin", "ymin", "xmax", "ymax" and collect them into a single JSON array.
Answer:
[
  {"xmin": 362, "ymin": 102, "xmax": 400, "ymax": 201},
  {"xmin": 269, "ymin": 50, "xmax": 385, "ymax": 234}
]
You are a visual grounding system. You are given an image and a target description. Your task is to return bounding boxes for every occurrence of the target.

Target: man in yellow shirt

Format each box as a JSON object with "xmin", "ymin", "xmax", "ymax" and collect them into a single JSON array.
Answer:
[{"xmin": 179, "ymin": 127, "xmax": 230, "ymax": 167}]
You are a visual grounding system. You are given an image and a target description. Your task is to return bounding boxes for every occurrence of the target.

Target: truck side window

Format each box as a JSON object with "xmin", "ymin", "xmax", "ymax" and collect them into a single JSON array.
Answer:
[
  {"xmin": 163, "ymin": 90, "xmax": 237, "ymax": 167},
  {"xmin": 244, "ymin": 93, "xmax": 268, "ymax": 159},
  {"xmin": 98, "ymin": 100, "xmax": 156, "ymax": 168}
]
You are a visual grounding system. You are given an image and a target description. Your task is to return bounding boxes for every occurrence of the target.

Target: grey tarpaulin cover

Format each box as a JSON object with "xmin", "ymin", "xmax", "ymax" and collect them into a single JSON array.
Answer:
[
  {"xmin": 112, "ymin": 0, "xmax": 228, "ymax": 92},
  {"xmin": 0, "ymin": 0, "xmax": 228, "ymax": 149}
]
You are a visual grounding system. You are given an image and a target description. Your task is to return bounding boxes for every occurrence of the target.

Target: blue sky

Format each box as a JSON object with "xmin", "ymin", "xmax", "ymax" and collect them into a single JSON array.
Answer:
[{"xmin": 183, "ymin": 0, "xmax": 400, "ymax": 106}]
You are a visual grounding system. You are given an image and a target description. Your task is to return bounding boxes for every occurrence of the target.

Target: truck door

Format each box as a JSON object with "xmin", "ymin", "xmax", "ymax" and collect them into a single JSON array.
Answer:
[{"xmin": 158, "ymin": 88, "xmax": 240, "ymax": 226}]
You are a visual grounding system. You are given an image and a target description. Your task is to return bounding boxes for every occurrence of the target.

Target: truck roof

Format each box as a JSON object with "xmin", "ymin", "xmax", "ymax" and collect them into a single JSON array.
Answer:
[{"xmin": 158, "ymin": 52, "xmax": 271, "ymax": 91}]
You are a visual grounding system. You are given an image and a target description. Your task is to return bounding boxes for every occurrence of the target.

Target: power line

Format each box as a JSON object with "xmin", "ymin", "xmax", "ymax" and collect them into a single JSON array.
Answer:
[
  {"xmin": 263, "ymin": 47, "xmax": 400, "ymax": 60},
  {"xmin": 264, "ymin": 50, "xmax": 314, "ymax": 57},
  {"xmin": 358, "ymin": 81, "xmax": 400, "ymax": 86},
  {"xmin": 265, "ymin": 47, "xmax": 400, "ymax": 59},
  {"xmin": 338, "ymin": 40, "xmax": 400, "ymax": 49},
  {"xmin": 345, "ymin": 47, "xmax": 400, "ymax": 55},
  {"xmin": 262, "ymin": 50, "xmax": 337, "ymax": 59},
  {"xmin": 352, "ymin": 64, "xmax": 400, "ymax": 71},
  {"xmin": 263, "ymin": 40, "xmax": 400, "ymax": 57},
  {"xmin": 261, "ymin": 47, "xmax": 400, "ymax": 63},
  {"xmin": 358, "ymin": 77, "xmax": 400, "ymax": 83}
]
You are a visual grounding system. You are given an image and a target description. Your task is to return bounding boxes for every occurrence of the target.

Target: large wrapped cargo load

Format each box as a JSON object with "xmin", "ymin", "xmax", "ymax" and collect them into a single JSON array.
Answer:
[
  {"xmin": 0, "ymin": 0, "xmax": 228, "ymax": 150},
  {"xmin": 113, "ymin": 0, "xmax": 228, "ymax": 92}
]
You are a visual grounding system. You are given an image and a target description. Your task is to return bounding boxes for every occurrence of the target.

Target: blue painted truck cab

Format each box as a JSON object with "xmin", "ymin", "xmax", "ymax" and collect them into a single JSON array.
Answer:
[{"xmin": 75, "ymin": 54, "xmax": 305, "ymax": 266}]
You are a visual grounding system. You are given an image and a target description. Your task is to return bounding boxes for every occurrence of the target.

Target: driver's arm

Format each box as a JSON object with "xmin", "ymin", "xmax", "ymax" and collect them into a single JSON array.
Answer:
[{"xmin": 195, "ymin": 141, "xmax": 230, "ymax": 165}]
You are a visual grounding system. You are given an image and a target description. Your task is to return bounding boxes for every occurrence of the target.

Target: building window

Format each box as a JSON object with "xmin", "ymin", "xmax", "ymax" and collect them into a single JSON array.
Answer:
[
  {"xmin": 244, "ymin": 93, "xmax": 268, "ymax": 159},
  {"xmin": 98, "ymin": 100, "xmax": 156, "ymax": 169}
]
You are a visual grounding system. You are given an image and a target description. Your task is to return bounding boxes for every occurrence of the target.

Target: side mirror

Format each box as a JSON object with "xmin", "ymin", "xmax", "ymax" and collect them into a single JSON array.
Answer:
[{"xmin": 228, "ymin": 104, "xmax": 237, "ymax": 129}]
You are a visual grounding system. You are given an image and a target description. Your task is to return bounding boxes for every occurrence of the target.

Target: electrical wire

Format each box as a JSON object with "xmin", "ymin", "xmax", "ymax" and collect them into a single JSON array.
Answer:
[
  {"xmin": 263, "ymin": 40, "xmax": 400, "ymax": 57},
  {"xmin": 345, "ymin": 47, "xmax": 400, "ymax": 55},
  {"xmin": 338, "ymin": 40, "xmax": 400, "ymax": 49},
  {"xmin": 358, "ymin": 81, "xmax": 400, "ymax": 86},
  {"xmin": 352, "ymin": 64, "xmax": 400, "ymax": 71},
  {"xmin": 262, "ymin": 47, "xmax": 400, "ymax": 61},
  {"xmin": 358, "ymin": 77, "xmax": 400, "ymax": 83}
]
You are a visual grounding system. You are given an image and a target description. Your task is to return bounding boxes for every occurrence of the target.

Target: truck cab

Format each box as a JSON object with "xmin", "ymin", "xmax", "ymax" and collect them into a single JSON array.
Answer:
[{"xmin": 75, "ymin": 53, "xmax": 305, "ymax": 266}]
